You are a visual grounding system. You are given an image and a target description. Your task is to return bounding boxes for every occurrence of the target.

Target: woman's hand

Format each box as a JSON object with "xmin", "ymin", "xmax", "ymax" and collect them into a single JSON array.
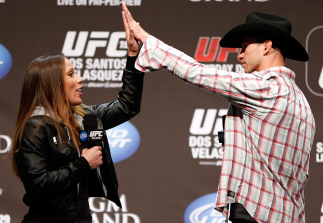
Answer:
[
  {"xmin": 122, "ymin": 10, "xmax": 140, "ymax": 56},
  {"xmin": 81, "ymin": 146, "xmax": 103, "ymax": 170},
  {"xmin": 122, "ymin": 2, "xmax": 149, "ymax": 47}
]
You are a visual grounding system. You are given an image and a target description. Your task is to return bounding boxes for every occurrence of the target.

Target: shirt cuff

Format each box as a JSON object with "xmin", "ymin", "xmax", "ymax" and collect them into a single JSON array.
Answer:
[{"xmin": 126, "ymin": 55, "xmax": 139, "ymax": 72}]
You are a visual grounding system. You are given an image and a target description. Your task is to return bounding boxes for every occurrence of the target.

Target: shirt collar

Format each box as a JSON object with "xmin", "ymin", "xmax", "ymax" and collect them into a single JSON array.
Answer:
[{"xmin": 252, "ymin": 66, "xmax": 296, "ymax": 80}]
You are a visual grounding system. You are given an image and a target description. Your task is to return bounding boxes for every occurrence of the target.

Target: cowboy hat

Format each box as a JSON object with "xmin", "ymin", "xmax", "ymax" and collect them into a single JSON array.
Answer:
[{"xmin": 219, "ymin": 12, "xmax": 308, "ymax": 61}]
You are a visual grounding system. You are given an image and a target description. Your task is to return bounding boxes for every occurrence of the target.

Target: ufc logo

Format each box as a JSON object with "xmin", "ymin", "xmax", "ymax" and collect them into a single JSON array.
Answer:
[
  {"xmin": 62, "ymin": 31, "xmax": 127, "ymax": 57},
  {"xmin": 190, "ymin": 109, "xmax": 227, "ymax": 135},
  {"xmin": 90, "ymin": 131, "xmax": 103, "ymax": 137},
  {"xmin": 194, "ymin": 37, "xmax": 239, "ymax": 62}
]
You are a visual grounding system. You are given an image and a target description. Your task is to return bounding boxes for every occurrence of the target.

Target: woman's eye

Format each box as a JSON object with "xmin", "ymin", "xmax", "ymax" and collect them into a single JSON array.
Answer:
[{"xmin": 68, "ymin": 72, "xmax": 73, "ymax": 76}]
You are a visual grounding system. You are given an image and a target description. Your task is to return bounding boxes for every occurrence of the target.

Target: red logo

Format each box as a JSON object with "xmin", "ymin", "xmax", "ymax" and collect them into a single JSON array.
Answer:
[{"xmin": 194, "ymin": 37, "xmax": 239, "ymax": 62}]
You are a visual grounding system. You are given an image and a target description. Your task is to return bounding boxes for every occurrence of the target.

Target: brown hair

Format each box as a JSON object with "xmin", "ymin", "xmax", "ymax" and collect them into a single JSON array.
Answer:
[{"xmin": 11, "ymin": 53, "xmax": 86, "ymax": 179}]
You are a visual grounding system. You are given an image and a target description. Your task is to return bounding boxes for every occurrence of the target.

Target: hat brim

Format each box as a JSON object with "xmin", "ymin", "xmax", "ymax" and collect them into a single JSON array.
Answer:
[{"xmin": 219, "ymin": 23, "xmax": 309, "ymax": 62}]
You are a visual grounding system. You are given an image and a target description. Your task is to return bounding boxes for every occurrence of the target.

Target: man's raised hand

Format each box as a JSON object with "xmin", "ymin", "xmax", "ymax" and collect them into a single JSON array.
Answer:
[{"xmin": 122, "ymin": 2, "xmax": 149, "ymax": 44}]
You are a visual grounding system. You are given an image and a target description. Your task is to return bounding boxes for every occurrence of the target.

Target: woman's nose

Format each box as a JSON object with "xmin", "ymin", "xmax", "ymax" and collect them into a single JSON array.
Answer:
[{"xmin": 76, "ymin": 74, "xmax": 83, "ymax": 83}]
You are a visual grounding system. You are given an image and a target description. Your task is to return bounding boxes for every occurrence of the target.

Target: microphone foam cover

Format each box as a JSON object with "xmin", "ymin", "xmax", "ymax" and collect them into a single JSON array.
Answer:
[{"xmin": 83, "ymin": 113, "xmax": 98, "ymax": 130}]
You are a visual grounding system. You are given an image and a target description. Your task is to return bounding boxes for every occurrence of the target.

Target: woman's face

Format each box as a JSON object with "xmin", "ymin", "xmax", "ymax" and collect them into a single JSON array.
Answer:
[{"xmin": 64, "ymin": 58, "xmax": 83, "ymax": 106}]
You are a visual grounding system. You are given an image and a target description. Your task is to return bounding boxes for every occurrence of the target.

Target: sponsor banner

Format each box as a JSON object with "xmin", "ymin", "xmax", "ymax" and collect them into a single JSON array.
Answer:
[
  {"xmin": 194, "ymin": 37, "xmax": 244, "ymax": 73},
  {"xmin": 184, "ymin": 193, "xmax": 230, "ymax": 223},
  {"xmin": 189, "ymin": 109, "xmax": 226, "ymax": 166},
  {"xmin": 62, "ymin": 31, "xmax": 127, "ymax": 88},
  {"xmin": 57, "ymin": 0, "xmax": 142, "ymax": 6},
  {"xmin": 0, "ymin": 134, "xmax": 11, "ymax": 154},
  {"xmin": 89, "ymin": 195, "xmax": 140, "ymax": 223},
  {"xmin": 305, "ymin": 26, "xmax": 323, "ymax": 96},
  {"xmin": 106, "ymin": 121, "xmax": 140, "ymax": 163},
  {"xmin": 0, "ymin": 44, "xmax": 12, "ymax": 80}
]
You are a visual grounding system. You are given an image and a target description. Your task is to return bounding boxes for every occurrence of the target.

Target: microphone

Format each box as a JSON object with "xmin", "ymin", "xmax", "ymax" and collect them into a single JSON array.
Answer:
[
  {"xmin": 218, "ymin": 115, "xmax": 226, "ymax": 145},
  {"xmin": 81, "ymin": 114, "xmax": 109, "ymax": 196},
  {"xmin": 80, "ymin": 113, "xmax": 104, "ymax": 147}
]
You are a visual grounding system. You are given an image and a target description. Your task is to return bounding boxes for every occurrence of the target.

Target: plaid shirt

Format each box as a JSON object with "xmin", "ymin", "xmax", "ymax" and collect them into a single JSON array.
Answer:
[{"xmin": 135, "ymin": 36, "xmax": 315, "ymax": 223}]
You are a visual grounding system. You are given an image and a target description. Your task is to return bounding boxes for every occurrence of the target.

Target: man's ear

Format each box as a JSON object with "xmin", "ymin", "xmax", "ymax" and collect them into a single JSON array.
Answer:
[{"xmin": 263, "ymin": 40, "xmax": 273, "ymax": 55}]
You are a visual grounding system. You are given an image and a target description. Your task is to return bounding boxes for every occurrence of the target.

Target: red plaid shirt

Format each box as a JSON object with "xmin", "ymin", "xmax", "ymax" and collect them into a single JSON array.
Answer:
[{"xmin": 136, "ymin": 36, "xmax": 316, "ymax": 223}]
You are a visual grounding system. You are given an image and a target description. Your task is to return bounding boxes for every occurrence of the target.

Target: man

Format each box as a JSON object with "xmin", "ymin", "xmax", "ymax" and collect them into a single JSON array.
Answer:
[{"xmin": 122, "ymin": 3, "xmax": 315, "ymax": 223}]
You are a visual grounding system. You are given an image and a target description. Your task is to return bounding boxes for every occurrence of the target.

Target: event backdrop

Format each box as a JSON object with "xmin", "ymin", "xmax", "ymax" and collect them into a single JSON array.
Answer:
[{"xmin": 0, "ymin": 0, "xmax": 323, "ymax": 223}]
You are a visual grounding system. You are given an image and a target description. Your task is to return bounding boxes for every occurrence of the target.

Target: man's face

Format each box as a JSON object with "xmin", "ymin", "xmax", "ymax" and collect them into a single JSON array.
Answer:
[{"xmin": 237, "ymin": 36, "xmax": 263, "ymax": 73}]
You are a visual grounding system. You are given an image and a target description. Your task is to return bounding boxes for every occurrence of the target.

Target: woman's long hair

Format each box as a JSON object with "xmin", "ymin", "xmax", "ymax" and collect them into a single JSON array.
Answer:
[{"xmin": 11, "ymin": 53, "xmax": 86, "ymax": 179}]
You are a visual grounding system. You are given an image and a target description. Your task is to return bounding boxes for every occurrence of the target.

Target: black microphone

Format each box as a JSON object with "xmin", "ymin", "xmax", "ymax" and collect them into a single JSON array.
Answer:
[
  {"xmin": 80, "ymin": 113, "xmax": 104, "ymax": 147},
  {"xmin": 218, "ymin": 115, "xmax": 226, "ymax": 145}
]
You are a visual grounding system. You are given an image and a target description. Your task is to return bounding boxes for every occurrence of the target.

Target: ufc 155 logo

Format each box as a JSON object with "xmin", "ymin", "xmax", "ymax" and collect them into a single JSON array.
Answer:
[
  {"xmin": 62, "ymin": 31, "xmax": 127, "ymax": 57},
  {"xmin": 306, "ymin": 26, "xmax": 323, "ymax": 96},
  {"xmin": 189, "ymin": 108, "xmax": 227, "ymax": 165},
  {"xmin": 61, "ymin": 31, "xmax": 127, "ymax": 88}
]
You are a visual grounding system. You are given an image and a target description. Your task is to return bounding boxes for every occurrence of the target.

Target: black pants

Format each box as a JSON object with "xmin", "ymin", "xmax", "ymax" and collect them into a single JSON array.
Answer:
[
  {"xmin": 230, "ymin": 220, "xmax": 258, "ymax": 223},
  {"xmin": 229, "ymin": 203, "xmax": 258, "ymax": 223}
]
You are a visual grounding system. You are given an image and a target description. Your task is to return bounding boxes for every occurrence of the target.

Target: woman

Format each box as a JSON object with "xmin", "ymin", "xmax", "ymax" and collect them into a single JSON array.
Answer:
[{"xmin": 11, "ymin": 20, "xmax": 143, "ymax": 223}]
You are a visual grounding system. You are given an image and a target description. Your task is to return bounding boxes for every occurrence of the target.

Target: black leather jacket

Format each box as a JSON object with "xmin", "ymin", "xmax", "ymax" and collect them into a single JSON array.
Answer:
[{"xmin": 14, "ymin": 67, "xmax": 144, "ymax": 223}]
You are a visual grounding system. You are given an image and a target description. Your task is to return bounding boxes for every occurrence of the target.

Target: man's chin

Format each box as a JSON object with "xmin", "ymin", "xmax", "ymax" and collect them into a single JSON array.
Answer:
[{"xmin": 244, "ymin": 68, "xmax": 254, "ymax": 73}]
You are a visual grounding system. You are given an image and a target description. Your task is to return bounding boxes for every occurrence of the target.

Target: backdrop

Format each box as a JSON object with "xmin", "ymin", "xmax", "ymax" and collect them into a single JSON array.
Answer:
[{"xmin": 0, "ymin": 0, "xmax": 323, "ymax": 223}]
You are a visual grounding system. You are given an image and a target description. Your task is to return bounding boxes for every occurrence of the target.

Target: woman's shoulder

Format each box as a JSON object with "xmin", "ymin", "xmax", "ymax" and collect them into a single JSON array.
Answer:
[
  {"xmin": 18, "ymin": 116, "xmax": 54, "ymax": 151},
  {"xmin": 25, "ymin": 115, "xmax": 53, "ymax": 127},
  {"xmin": 23, "ymin": 115, "xmax": 58, "ymax": 138}
]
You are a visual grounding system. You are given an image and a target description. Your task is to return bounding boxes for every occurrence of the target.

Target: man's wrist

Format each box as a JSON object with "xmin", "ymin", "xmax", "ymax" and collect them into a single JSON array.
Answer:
[{"xmin": 139, "ymin": 33, "xmax": 149, "ymax": 44}]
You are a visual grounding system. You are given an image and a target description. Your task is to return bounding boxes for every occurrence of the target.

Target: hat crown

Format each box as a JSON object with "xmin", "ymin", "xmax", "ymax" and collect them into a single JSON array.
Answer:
[{"xmin": 246, "ymin": 12, "xmax": 292, "ymax": 35}]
